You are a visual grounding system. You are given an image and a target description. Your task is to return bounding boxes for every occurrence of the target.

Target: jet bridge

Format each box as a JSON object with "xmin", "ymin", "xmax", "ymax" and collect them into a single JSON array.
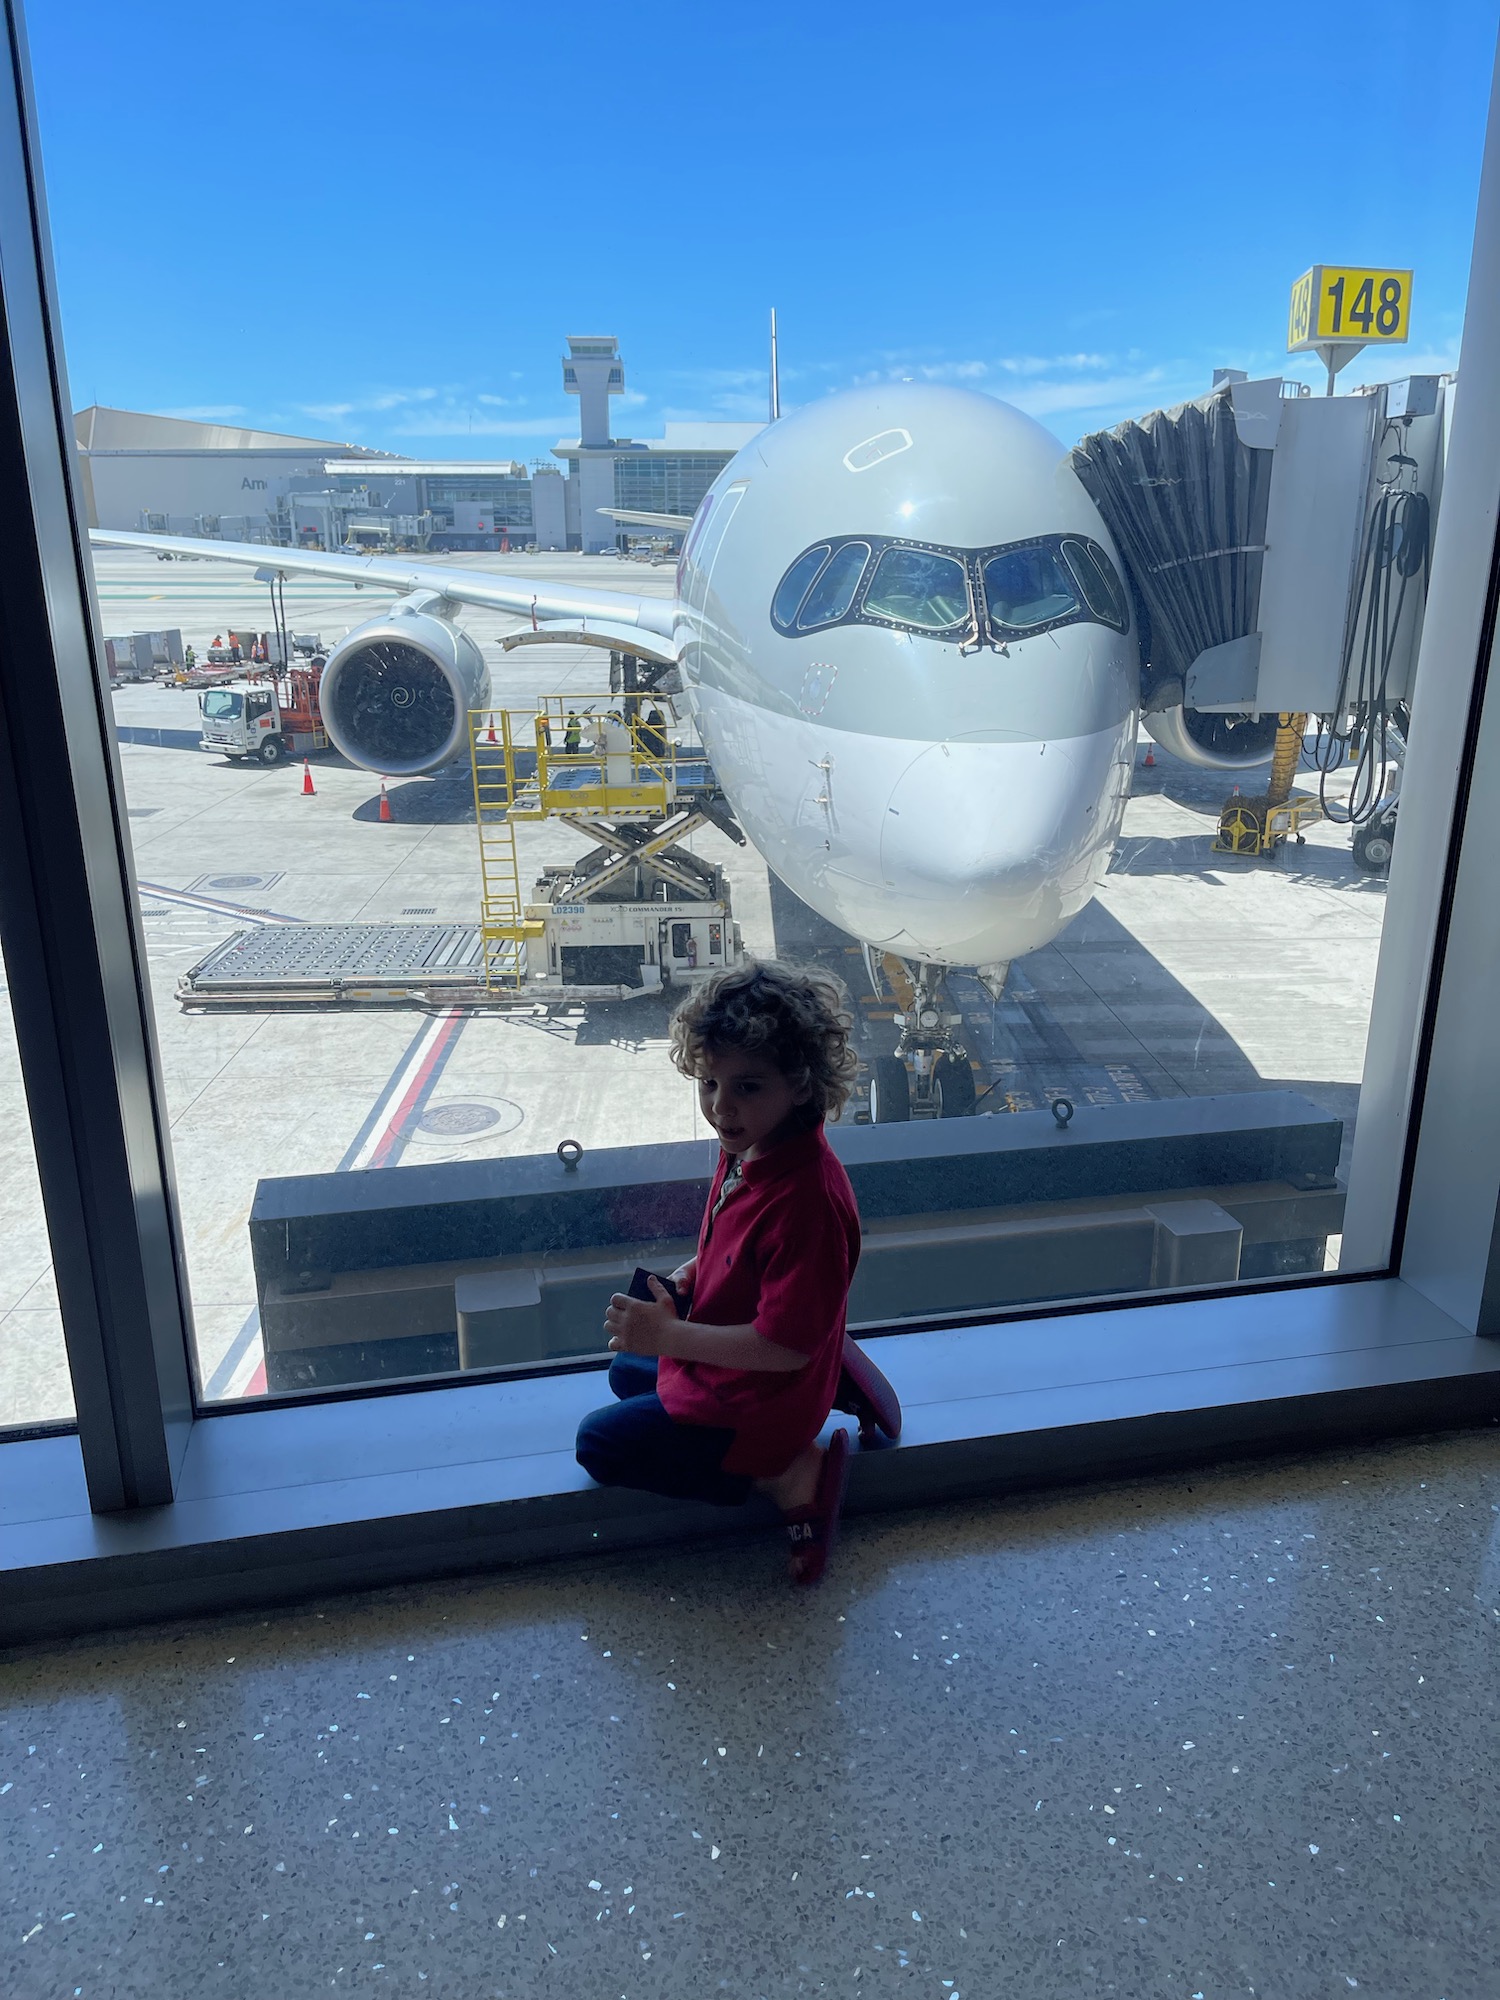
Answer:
[{"xmin": 1072, "ymin": 372, "xmax": 1449, "ymax": 860}]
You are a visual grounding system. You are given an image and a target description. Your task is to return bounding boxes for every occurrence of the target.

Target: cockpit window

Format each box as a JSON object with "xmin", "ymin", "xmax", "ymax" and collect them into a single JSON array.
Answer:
[
  {"xmin": 862, "ymin": 547, "xmax": 970, "ymax": 631},
  {"xmin": 769, "ymin": 530, "xmax": 1130, "ymax": 645},
  {"xmin": 983, "ymin": 543, "xmax": 1082, "ymax": 633},
  {"xmin": 1061, "ymin": 537, "xmax": 1129, "ymax": 630},
  {"xmin": 797, "ymin": 542, "xmax": 869, "ymax": 629},
  {"xmin": 772, "ymin": 544, "xmax": 830, "ymax": 628}
]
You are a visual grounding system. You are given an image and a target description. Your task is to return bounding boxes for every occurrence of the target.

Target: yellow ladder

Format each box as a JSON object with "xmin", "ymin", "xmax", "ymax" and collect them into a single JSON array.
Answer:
[{"xmin": 468, "ymin": 708, "xmax": 540, "ymax": 992}]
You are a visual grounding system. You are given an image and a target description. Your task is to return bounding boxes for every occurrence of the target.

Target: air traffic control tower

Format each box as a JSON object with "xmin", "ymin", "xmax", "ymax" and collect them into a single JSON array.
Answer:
[
  {"xmin": 555, "ymin": 334, "xmax": 759, "ymax": 551},
  {"xmin": 562, "ymin": 335, "xmax": 625, "ymax": 553}
]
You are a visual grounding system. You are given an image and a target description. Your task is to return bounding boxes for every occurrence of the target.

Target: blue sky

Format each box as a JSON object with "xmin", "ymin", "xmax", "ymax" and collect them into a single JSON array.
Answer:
[{"xmin": 27, "ymin": 0, "xmax": 1498, "ymax": 459}]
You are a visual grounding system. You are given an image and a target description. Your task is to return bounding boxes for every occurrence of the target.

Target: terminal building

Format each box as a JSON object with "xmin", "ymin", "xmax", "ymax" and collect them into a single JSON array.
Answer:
[
  {"xmin": 74, "ymin": 334, "xmax": 760, "ymax": 555},
  {"xmin": 71, "ymin": 405, "xmax": 396, "ymax": 546}
]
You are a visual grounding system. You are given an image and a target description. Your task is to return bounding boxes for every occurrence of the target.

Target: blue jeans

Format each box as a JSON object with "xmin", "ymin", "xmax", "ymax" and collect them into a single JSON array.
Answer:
[{"xmin": 575, "ymin": 1353, "xmax": 752, "ymax": 1507}]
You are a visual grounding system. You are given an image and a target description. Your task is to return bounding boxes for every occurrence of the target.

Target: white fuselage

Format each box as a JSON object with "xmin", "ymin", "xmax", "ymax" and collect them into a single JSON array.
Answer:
[{"xmin": 673, "ymin": 383, "xmax": 1140, "ymax": 968}]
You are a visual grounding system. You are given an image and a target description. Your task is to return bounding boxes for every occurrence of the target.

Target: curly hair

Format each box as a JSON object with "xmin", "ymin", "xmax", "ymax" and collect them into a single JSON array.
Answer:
[{"xmin": 669, "ymin": 959, "xmax": 859, "ymax": 1121}]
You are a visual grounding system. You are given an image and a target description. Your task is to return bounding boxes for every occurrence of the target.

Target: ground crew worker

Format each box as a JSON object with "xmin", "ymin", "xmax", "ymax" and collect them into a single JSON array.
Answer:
[
  {"xmin": 641, "ymin": 705, "xmax": 667, "ymax": 760},
  {"xmin": 564, "ymin": 711, "xmax": 581, "ymax": 754},
  {"xmin": 184, "ymin": 644, "xmax": 196, "ymax": 672}
]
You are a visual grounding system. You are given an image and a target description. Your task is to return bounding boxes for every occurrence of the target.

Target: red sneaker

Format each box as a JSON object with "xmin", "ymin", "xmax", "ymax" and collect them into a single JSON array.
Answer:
[{"xmin": 833, "ymin": 1334, "xmax": 903, "ymax": 1443}]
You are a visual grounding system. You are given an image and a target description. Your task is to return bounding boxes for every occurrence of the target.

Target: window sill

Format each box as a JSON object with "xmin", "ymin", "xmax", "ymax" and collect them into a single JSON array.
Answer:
[{"xmin": 3, "ymin": 1275, "xmax": 1497, "ymax": 1645}]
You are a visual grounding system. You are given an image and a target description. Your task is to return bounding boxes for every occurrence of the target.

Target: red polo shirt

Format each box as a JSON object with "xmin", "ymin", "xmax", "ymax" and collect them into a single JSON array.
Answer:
[{"xmin": 656, "ymin": 1122, "xmax": 862, "ymax": 1477}]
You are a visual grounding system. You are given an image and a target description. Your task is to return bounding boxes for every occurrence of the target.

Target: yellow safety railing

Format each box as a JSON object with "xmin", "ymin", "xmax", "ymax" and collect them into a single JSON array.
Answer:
[
  {"xmin": 467, "ymin": 696, "xmax": 679, "ymax": 991},
  {"xmin": 468, "ymin": 708, "xmax": 539, "ymax": 992},
  {"xmin": 523, "ymin": 695, "xmax": 675, "ymax": 820}
]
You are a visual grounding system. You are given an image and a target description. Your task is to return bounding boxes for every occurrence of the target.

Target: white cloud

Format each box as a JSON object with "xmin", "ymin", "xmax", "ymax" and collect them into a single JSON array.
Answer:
[
  {"xmin": 789, "ymin": 343, "xmax": 1288, "ymax": 438},
  {"xmin": 385, "ymin": 410, "xmax": 574, "ymax": 439},
  {"xmin": 1004, "ymin": 368, "xmax": 1178, "ymax": 419},
  {"xmin": 1344, "ymin": 343, "xmax": 1460, "ymax": 385},
  {"xmin": 287, "ymin": 382, "xmax": 578, "ymax": 443}
]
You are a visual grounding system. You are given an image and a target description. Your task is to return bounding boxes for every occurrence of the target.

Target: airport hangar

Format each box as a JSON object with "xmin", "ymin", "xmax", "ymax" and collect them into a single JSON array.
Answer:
[{"xmin": 74, "ymin": 335, "xmax": 758, "ymax": 556}]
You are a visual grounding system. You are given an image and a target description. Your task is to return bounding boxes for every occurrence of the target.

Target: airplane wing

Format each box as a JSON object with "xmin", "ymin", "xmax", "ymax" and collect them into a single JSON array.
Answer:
[
  {"xmin": 595, "ymin": 506, "xmax": 695, "ymax": 531},
  {"xmin": 87, "ymin": 527, "xmax": 680, "ymax": 642}
]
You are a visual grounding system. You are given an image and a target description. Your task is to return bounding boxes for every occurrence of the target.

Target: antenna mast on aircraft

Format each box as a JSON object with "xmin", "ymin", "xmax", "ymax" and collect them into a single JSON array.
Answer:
[{"xmin": 769, "ymin": 307, "xmax": 781, "ymax": 422}]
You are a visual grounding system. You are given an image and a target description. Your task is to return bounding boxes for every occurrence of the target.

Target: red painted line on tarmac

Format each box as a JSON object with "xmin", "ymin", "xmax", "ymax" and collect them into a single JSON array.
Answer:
[{"xmin": 364, "ymin": 1010, "xmax": 467, "ymax": 1169}]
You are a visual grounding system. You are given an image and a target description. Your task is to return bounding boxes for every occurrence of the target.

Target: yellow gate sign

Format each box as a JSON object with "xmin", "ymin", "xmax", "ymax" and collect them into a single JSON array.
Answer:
[{"xmin": 1288, "ymin": 266, "xmax": 1411, "ymax": 349}]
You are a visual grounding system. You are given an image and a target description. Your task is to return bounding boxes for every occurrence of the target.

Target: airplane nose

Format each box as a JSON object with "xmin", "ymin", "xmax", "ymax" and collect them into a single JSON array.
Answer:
[{"xmin": 876, "ymin": 734, "xmax": 1114, "ymax": 959}]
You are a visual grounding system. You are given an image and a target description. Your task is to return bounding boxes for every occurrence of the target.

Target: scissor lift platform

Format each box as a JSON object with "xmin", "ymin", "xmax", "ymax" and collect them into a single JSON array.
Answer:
[{"xmin": 175, "ymin": 699, "xmax": 744, "ymax": 1011}]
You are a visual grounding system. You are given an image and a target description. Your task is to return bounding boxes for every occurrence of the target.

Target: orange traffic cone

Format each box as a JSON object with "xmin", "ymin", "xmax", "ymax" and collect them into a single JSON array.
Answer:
[
  {"xmin": 1143, "ymin": 744, "xmax": 1156, "ymax": 768},
  {"xmin": 301, "ymin": 759, "xmax": 315, "ymax": 796},
  {"xmin": 486, "ymin": 714, "xmax": 497, "ymax": 744},
  {"xmin": 378, "ymin": 780, "xmax": 393, "ymax": 824}
]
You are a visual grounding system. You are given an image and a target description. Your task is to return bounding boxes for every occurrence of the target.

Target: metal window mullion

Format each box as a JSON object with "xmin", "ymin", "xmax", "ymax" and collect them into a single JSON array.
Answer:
[
  {"xmin": 0, "ymin": 0, "xmax": 192, "ymax": 1506},
  {"xmin": 1346, "ymin": 34, "xmax": 1500, "ymax": 1313}
]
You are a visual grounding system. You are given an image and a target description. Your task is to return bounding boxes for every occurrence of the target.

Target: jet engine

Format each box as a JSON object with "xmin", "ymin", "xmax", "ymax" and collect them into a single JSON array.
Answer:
[
  {"xmin": 1140, "ymin": 679, "xmax": 1281, "ymax": 772},
  {"xmin": 319, "ymin": 602, "xmax": 487, "ymax": 776}
]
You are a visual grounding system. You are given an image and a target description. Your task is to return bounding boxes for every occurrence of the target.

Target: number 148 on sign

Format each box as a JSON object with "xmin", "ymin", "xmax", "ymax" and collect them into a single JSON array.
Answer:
[{"xmin": 1288, "ymin": 267, "xmax": 1411, "ymax": 349}]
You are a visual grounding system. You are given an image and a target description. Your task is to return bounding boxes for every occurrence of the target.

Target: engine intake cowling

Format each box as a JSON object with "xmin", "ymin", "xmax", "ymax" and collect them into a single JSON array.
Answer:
[
  {"xmin": 319, "ymin": 607, "xmax": 486, "ymax": 775},
  {"xmin": 1141, "ymin": 679, "xmax": 1280, "ymax": 772}
]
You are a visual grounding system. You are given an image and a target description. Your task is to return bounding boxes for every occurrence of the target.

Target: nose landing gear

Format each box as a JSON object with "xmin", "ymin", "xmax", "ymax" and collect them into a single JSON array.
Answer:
[{"xmin": 863, "ymin": 953, "xmax": 979, "ymax": 1122}]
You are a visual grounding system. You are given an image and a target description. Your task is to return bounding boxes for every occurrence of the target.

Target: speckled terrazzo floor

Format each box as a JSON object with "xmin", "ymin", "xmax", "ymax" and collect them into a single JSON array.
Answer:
[{"xmin": 3, "ymin": 1430, "xmax": 1498, "ymax": 2000}]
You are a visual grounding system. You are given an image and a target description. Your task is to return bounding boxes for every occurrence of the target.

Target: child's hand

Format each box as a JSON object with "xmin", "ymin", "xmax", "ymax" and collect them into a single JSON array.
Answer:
[
  {"xmin": 605, "ymin": 1276, "xmax": 681, "ymax": 1356},
  {"xmin": 669, "ymin": 1256, "xmax": 697, "ymax": 1294}
]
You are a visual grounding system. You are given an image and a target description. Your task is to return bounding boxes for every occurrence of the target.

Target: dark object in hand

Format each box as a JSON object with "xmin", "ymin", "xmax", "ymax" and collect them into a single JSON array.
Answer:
[{"xmin": 628, "ymin": 1267, "xmax": 689, "ymax": 1317}]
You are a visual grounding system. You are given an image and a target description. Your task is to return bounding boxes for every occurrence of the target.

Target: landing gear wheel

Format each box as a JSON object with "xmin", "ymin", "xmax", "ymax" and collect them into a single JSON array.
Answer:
[
  {"xmin": 258, "ymin": 736, "xmax": 286, "ymax": 767},
  {"xmin": 867, "ymin": 1055, "xmax": 910, "ymax": 1124},
  {"xmin": 933, "ymin": 1052, "xmax": 977, "ymax": 1118},
  {"xmin": 1353, "ymin": 810, "xmax": 1396, "ymax": 875}
]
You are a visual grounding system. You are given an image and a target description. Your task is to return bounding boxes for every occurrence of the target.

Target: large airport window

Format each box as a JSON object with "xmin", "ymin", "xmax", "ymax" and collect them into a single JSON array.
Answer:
[
  {"xmin": 11, "ymin": 0, "xmax": 1493, "ymax": 1433},
  {"xmin": 861, "ymin": 546, "xmax": 970, "ymax": 631}
]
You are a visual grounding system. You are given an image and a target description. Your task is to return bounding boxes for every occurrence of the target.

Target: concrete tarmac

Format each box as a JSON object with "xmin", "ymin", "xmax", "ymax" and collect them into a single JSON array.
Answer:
[{"xmin": 0, "ymin": 551, "xmax": 1388, "ymax": 1430}]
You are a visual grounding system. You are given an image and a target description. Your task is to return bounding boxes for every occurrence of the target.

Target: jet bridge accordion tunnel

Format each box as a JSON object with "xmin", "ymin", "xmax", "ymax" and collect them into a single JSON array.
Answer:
[
  {"xmin": 248, "ymin": 1093, "xmax": 1343, "ymax": 1393},
  {"xmin": 1071, "ymin": 373, "xmax": 1448, "ymax": 822}
]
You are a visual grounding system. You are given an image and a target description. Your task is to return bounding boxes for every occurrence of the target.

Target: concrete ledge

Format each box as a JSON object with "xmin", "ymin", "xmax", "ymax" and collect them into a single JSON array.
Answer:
[
  {"xmin": 248, "ymin": 1093, "xmax": 1345, "ymax": 1390},
  {"xmin": 4, "ymin": 1274, "xmax": 1498, "ymax": 1647},
  {"xmin": 249, "ymin": 1090, "xmax": 1342, "ymax": 1293}
]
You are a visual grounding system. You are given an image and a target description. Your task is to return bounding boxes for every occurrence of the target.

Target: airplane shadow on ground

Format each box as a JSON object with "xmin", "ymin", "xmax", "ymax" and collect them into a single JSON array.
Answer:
[
  {"xmin": 762, "ymin": 868, "xmax": 1363, "ymax": 1171},
  {"xmin": 351, "ymin": 768, "xmax": 476, "ymax": 825}
]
